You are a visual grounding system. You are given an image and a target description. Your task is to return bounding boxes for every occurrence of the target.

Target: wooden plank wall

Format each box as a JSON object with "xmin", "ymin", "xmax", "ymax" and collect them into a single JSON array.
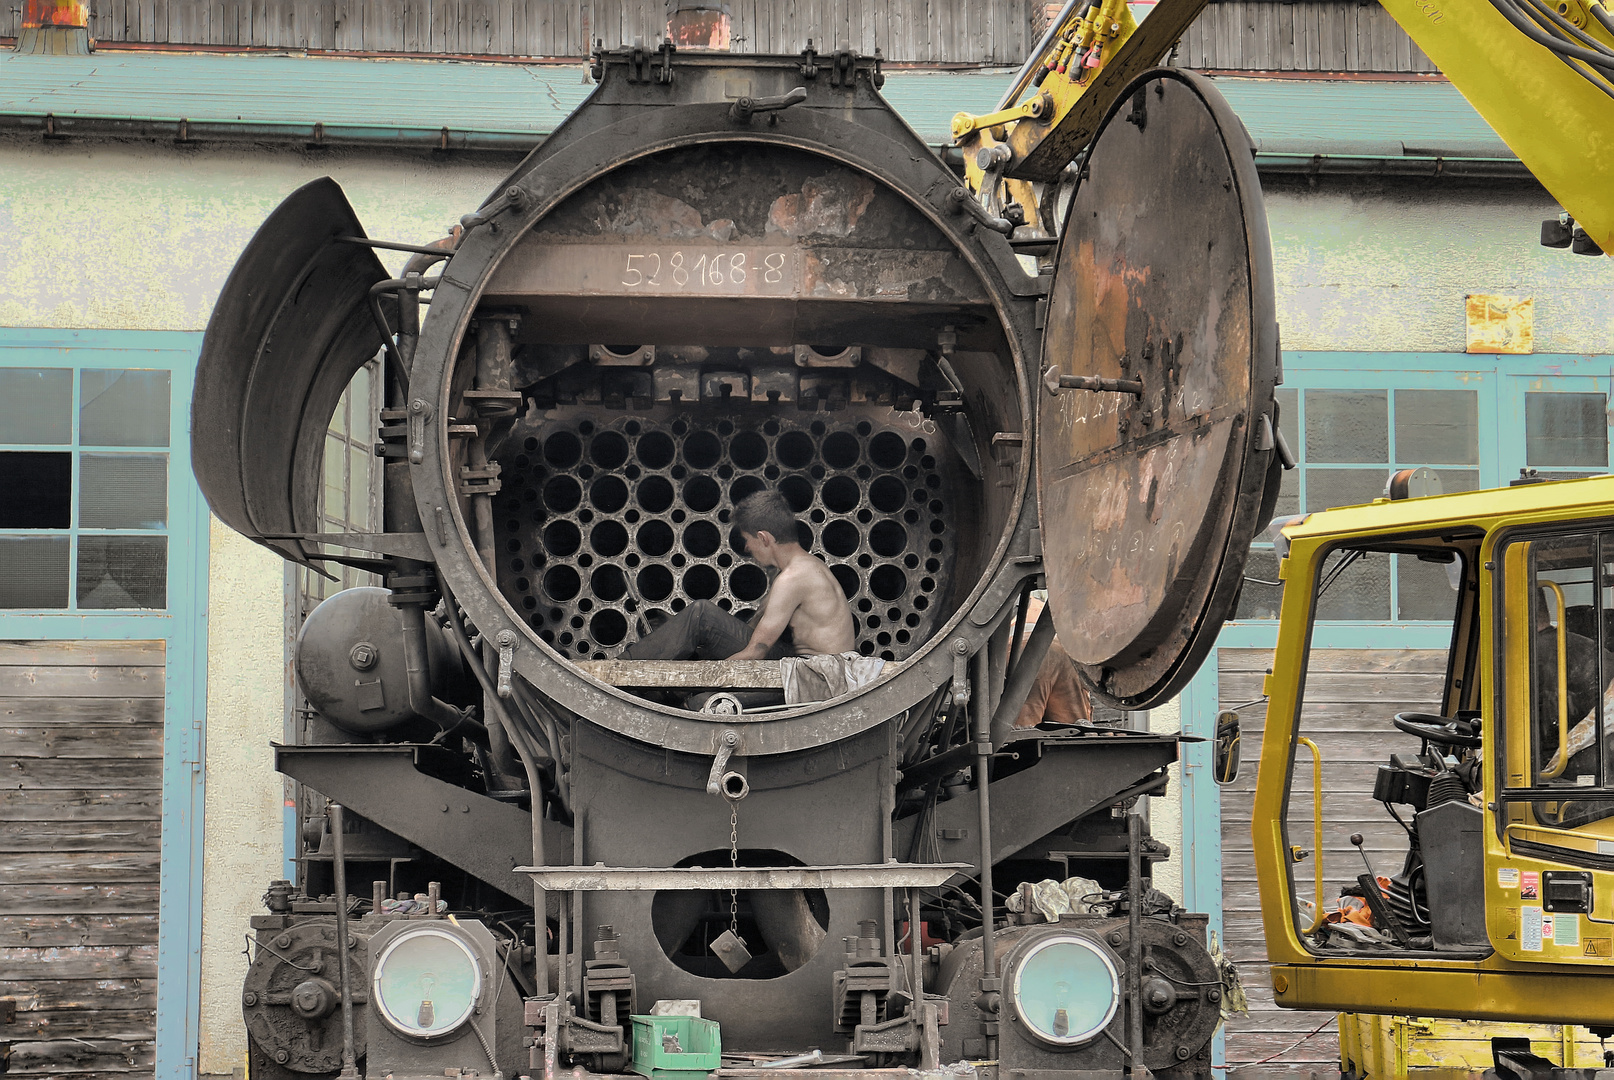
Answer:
[
  {"xmin": 0, "ymin": 640, "xmax": 164, "ymax": 1080},
  {"xmin": 0, "ymin": 1, "xmax": 1434, "ymax": 70},
  {"xmin": 1218, "ymin": 647, "xmax": 1446, "ymax": 1074},
  {"xmin": 1172, "ymin": 1, "xmax": 1437, "ymax": 72},
  {"xmin": 65, "ymin": 0, "xmax": 1032, "ymax": 62}
]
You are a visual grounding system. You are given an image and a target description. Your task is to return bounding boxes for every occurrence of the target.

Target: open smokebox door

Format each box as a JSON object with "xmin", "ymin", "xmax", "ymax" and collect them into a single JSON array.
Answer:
[
  {"xmin": 191, "ymin": 177, "xmax": 389, "ymax": 567},
  {"xmin": 1037, "ymin": 69, "xmax": 1284, "ymax": 710}
]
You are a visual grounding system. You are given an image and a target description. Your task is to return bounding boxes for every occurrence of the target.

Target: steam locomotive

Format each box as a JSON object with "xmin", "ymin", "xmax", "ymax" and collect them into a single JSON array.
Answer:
[{"xmin": 196, "ymin": 42, "xmax": 1279, "ymax": 1080}]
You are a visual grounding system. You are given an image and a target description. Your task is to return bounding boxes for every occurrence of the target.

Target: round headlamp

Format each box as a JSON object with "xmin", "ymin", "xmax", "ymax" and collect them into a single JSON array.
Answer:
[
  {"xmin": 1010, "ymin": 933, "xmax": 1121, "ymax": 1045},
  {"xmin": 371, "ymin": 926, "xmax": 483, "ymax": 1038}
]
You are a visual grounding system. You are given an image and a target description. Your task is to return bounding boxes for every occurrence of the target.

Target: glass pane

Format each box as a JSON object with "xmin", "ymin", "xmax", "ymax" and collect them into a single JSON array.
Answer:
[
  {"xmin": 349, "ymin": 445, "xmax": 371, "ymax": 530},
  {"xmin": 1395, "ymin": 389, "xmax": 1478, "ymax": 465},
  {"xmin": 0, "ymin": 451, "xmax": 72, "ymax": 528},
  {"xmin": 1435, "ymin": 468, "xmax": 1480, "ymax": 494},
  {"xmin": 0, "ymin": 537, "xmax": 69, "ymax": 608},
  {"xmin": 1316, "ymin": 548, "xmax": 1390, "ymax": 620},
  {"xmin": 77, "ymin": 536, "xmax": 166, "ymax": 609},
  {"xmin": 80, "ymin": 369, "xmax": 170, "ymax": 447},
  {"xmin": 1235, "ymin": 546, "xmax": 1284, "ymax": 620},
  {"xmin": 0, "ymin": 369, "xmax": 72, "ymax": 444},
  {"xmin": 79, "ymin": 453, "xmax": 167, "ymax": 529},
  {"xmin": 1305, "ymin": 468, "xmax": 1386, "ymax": 513},
  {"xmin": 1397, "ymin": 553, "xmax": 1462, "ymax": 620},
  {"xmin": 1527, "ymin": 534, "xmax": 1604, "ymax": 797},
  {"xmin": 1526, "ymin": 392, "xmax": 1607, "ymax": 468},
  {"xmin": 1305, "ymin": 389, "xmax": 1387, "ymax": 463},
  {"xmin": 324, "ymin": 434, "xmax": 346, "ymax": 522},
  {"xmin": 350, "ymin": 365, "xmax": 371, "ymax": 424}
]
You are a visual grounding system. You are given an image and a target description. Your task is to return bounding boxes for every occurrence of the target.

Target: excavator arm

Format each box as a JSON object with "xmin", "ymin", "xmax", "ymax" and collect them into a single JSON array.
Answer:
[{"xmin": 962, "ymin": 0, "xmax": 1614, "ymax": 254}]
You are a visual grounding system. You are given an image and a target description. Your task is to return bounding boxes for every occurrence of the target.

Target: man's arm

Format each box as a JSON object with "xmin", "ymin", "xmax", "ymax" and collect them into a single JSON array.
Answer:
[{"xmin": 728, "ymin": 574, "xmax": 802, "ymax": 661}]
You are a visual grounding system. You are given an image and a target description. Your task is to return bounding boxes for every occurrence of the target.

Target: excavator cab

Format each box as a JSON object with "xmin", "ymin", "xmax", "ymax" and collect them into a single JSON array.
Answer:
[{"xmin": 1252, "ymin": 476, "xmax": 1614, "ymax": 1028}]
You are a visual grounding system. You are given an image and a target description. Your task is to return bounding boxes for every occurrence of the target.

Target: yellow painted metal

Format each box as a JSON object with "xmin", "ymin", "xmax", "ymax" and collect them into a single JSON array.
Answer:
[
  {"xmin": 1374, "ymin": 0, "xmax": 1614, "ymax": 252},
  {"xmin": 950, "ymin": 94, "xmax": 1052, "ymax": 141},
  {"xmin": 1254, "ymin": 476, "xmax": 1614, "ymax": 1026},
  {"xmin": 1338, "ymin": 1013, "xmax": 1612, "ymax": 1076},
  {"xmin": 1296, "ymin": 736, "xmax": 1327, "ymax": 933}
]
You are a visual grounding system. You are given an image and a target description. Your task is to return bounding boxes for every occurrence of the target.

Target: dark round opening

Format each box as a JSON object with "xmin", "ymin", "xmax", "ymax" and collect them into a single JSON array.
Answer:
[
  {"xmin": 591, "ymin": 520, "xmax": 629, "ymax": 557},
  {"xmin": 589, "ymin": 609, "xmax": 628, "ymax": 647},
  {"xmin": 830, "ymin": 564, "xmax": 859, "ymax": 598},
  {"xmin": 778, "ymin": 475, "xmax": 814, "ymax": 513},
  {"xmin": 638, "ymin": 475, "xmax": 675, "ymax": 514},
  {"xmin": 795, "ymin": 521, "xmax": 815, "ymax": 548},
  {"xmin": 685, "ymin": 430, "xmax": 723, "ymax": 470},
  {"xmin": 591, "ymin": 431, "xmax": 630, "ymax": 469},
  {"xmin": 636, "ymin": 430, "xmax": 676, "ymax": 469},
  {"xmin": 730, "ymin": 564, "xmax": 768, "ymax": 601},
  {"xmin": 776, "ymin": 430, "xmax": 814, "ymax": 469},
  {"xmin": 868, "ymin": 430, "xmax": 908, "ymax": 469},
  {"xmin": 730, "ymin": 430, "xmax": 768, "ymax": 470},
  {"xmin": 638, "ymin": 520, "xmax": 675, "ymax": 557},
  {"xmin": 544, "ymin": 431, "xmax": 583, "ymax": 468},
  {"xmin": 543, "ymin": 520, "xmax": 581, "ymax": 557},
  {"xmin": 684, "ymin": 565, "xmax": 721, "ymax": 600},
  {"xmin": 869, "ymin": 476, "xmax": 907, "ymax": 513},
  {"xmin": 591, "ymin": 475, "xmax": 629, "ymax": 514},
  {"xmin": 821, "ymin": 476, "xmax": 860, "ymax": 514},
  {"xmin": 684, "ymin": 476, "xmax": 721, "ymax": 513},
  {"xmin": 542, "ymin": 475, "xmax": 582, "ymax": 513},
  {"xmin": 822, "ymin": 520, "xmax": 860, "ymax": 558},
  {"xmin": 638, "ymin": 565, "xmax": 675, "ymax": 601},
  {"xmin": 651, "ymin": 849, "xmax": 829, "ymax": 980},
  {"xmin": 822, "ymin": 431, "xmax": 860, "ymax": 469},
  {"xmin": 730, "ymin": 475, "xmax": 767, "ymax": 504},
  {"xmin": 869, "ymin": 520, "xmax": 907, "ymax": 557},
  {"xmin": 542, "ymin": 566, "xmax": 581, "ymax": 602},
  {"xmin": 591, "ymin": 564, "xmax": 628, "ymax": 602},
  {"xmin": 683, "ymin": 520, "xmax": 721, "ymax": 558},
  {"xmin": 870, "ymin": 565, "xmax": 907, "ymax": 601}
]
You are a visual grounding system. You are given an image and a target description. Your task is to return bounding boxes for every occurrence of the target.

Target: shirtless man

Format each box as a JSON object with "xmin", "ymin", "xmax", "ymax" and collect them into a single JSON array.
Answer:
[{"xmin": 620, "ymin": 489, "xmax": 855, "ymax": 662}]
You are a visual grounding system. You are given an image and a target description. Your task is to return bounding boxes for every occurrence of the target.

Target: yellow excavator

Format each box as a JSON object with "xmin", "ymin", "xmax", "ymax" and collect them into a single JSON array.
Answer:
[{"xmin": 959, "ymin": 0, "xmax": 1614, "ymax": 1071}]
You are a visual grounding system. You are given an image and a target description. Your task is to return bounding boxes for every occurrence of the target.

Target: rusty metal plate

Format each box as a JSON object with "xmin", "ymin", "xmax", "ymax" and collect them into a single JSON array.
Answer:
[
  {"xmin": 192, "ymin": 177, "xmax": 388, "ymax": 565},
  {"xmin": 1037, "ymin": 69, "xmax": 1278, "ymax": 709}
]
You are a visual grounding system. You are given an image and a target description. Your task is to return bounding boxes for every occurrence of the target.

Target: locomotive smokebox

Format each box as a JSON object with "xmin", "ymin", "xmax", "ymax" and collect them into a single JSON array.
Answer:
[{"xmin": 197, "ymin": 45, "xmax": 1281, "ymax": 1078}]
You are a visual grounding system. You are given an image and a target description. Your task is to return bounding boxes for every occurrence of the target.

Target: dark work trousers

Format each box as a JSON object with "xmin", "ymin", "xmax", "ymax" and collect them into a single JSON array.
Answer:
[{"xmin": 619, "ymin": 599, "xmax": 791, "ymax": 662}]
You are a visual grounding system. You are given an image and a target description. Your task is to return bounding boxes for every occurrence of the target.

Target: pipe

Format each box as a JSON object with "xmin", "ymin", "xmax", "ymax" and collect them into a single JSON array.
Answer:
[
  {"xmin": 994, "ymin": 0, "xmax": 1084, "ymax": 110},
  {"xmin": 1126, "ymin": 814, "xmax": 1144, "ymax": 1077},
  {"xmin": 397, "ymin": 601, "xmax": 485, "ymax": 738},
  {"xmin": 987, "ymin": 611, "xmax": 1057, "ymax": 749},
  {"xmin": 439, "ymin": 584, "xmax": 552, "ymax": 997},
  {"xmin": 327, "ymin": 803, "xmax": 360, "ymax": 1080},
  {"xmin": 1003, "ymin": 581, "xmax": 1033, "ymax": 695},
  {"xmin": 971, "ymin": 646, "xmax": 999, "ymax": 1061}
]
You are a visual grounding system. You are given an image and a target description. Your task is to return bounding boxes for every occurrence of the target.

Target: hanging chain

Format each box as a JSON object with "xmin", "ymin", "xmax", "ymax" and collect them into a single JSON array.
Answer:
[{"xmin": 728, "ymin": 800, "xmax": 740, "ymax": 935}]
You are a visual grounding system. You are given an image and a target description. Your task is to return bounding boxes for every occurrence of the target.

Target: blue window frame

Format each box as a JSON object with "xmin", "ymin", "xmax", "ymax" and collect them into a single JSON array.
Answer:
[{"xmin": 0, "ymin": 328, "xmax": 207, "ymax": 1080}]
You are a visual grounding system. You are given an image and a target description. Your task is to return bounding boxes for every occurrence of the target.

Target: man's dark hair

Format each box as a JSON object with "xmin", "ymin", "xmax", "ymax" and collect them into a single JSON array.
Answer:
[{"xmin": 734, "ymin": 490, "xmax": 799, "ymax": 542}]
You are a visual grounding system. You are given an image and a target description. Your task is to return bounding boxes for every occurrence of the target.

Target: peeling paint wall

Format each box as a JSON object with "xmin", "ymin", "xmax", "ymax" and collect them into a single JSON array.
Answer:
[
  {"xmin": 1265, "ymin": 178, "xmax": 1614, "ymax": 354},
  {"xmin": 0, "ymin": 135, "xmax": 515, "ymax": 1074}
]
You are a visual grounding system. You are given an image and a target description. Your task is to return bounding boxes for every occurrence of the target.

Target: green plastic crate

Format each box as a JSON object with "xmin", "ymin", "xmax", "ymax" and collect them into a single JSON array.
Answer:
[{"xmin": 629, "ymin": 1014, "xmax": 721, "ymax": 1080}]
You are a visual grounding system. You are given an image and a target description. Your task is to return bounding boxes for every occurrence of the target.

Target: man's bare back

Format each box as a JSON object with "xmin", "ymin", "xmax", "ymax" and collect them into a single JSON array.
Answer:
[{"xmin": 763, "ymin": 555, "xmax": 857, "ymax": 657}]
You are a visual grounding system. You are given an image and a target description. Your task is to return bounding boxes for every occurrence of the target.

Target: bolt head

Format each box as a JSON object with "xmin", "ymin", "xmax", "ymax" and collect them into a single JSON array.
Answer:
[
  {"xmin": 1173, "ymin": 931, "xmax": 1189, "ymax": 946},
  {"xmin": 497, "ymin": 629, "xmax": 516, "ymax": 647},
  {"xmin": 1176, "ymin": 1045, "xmax": 1192, "ymax": 1060},
  {"xmin": 274, "ymin": 934, "xmax": 293, "ymax": 949},
  {"xmin": 243, "ymin": 991, "xmax": 258, "ymax": 1006},
  {"xmin": 1207, "ymin": 988, "xmax": 1221, "ymax": 1003},
  {"xmin": 349, "ymin": 642, "xmax": 378, "ymax": 670},
  {"xmin": 274, "ymin": 1049, "xmax": 291, "ymax": 1064},
  {"xmin": 1107, "ymin": 930, "xmax": 1124, "ymax": 946}
]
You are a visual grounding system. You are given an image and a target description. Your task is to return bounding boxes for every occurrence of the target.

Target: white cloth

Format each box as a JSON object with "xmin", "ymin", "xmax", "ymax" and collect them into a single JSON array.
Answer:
[{"xmin": 780, "ymin": 652, "xmax": 886, "ymax": 704}]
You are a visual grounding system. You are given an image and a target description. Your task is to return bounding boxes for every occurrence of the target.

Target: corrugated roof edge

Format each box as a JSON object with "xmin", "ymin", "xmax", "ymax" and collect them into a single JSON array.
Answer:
[{"xmin": 0, "ymin": 51, "xmax": 1525, "ymax": 172}]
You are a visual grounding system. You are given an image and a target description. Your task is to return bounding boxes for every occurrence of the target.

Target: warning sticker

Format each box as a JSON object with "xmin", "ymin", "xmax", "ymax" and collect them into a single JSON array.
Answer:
[
  {"xmin": 1584, "ymin": 937, "xmax": 1611, "ymax": 957},
  {"xmin": 1522, "ymin": 871, "xmax": 1540, "ymax": 900},
  {"xmin": 1522, "ymin": 907, "xmax": 1544, "ymax": 952},
  {"xmin": 1557, "ymin": 915, "xmax": 1580, "ymax": 949},
  {"xmin": 1497, "ymin": 867, "xmax": 1520, "ymax": 889},
  {"xmin": 1543, "ymin": 914, "xmax": 1555, "ymax": 941}
]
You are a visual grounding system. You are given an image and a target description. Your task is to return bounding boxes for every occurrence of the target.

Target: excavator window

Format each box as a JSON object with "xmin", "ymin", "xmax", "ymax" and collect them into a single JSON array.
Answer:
[
  {"xmin": 1498, "ymin": 529, "xmax": 1614, "ymax": 829},
  {"xmin": 1284, "ymin": 534, "xmax": 1489, "ymax": 955}
]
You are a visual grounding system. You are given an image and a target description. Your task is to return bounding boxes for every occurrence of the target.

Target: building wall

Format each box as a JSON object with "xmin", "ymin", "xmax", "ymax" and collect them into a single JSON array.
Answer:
[{"xmin": 0, "ymin": 134, "xmax": 515, "ymax": 1075}]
